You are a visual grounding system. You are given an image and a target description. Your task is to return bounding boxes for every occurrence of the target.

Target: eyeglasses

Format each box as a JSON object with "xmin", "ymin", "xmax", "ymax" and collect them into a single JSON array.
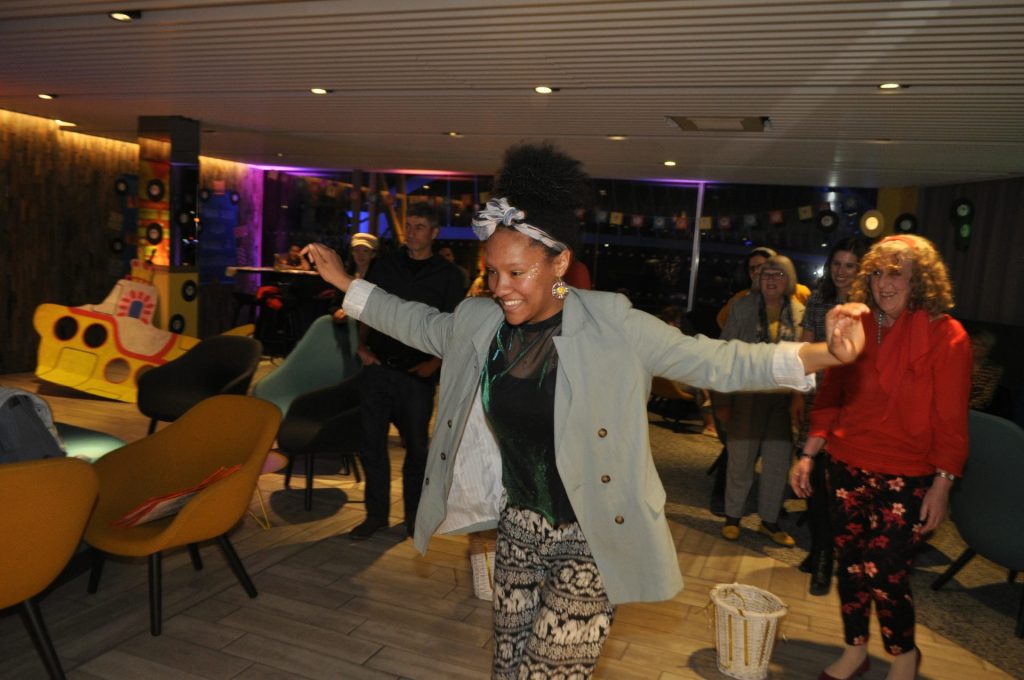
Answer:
[{"xmin": 760, "ymin": 270, "xmax": 785, "ymax": 280}]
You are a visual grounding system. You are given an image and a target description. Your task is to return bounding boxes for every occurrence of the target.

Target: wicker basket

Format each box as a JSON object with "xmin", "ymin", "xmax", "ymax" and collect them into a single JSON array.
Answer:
[
  {"xmin": 468, "ymin": 531, "xmax": 496, "ymax": 601},
  {"xmin": 710, "ymin": 583, "xmax": 788, "ymax": 680}
]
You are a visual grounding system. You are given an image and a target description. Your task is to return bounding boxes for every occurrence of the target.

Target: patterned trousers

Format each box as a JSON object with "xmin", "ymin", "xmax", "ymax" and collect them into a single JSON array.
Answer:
[
  {"xmin": 492, "ymin": 504, "xmax": 616, "ymax": 680},
  {"xmin": 828, "ymin": 459, "xmax": 931, "ymax": 655}
]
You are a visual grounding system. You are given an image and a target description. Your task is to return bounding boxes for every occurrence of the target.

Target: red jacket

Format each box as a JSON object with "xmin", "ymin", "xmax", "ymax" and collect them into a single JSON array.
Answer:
[{"xmin": 809, "ymin": 310, "xmax": 971, "ymax": 476}]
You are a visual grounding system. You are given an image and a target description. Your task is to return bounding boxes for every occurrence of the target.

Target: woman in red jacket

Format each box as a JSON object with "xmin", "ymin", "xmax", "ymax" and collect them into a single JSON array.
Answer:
[{"xmin": 790, "ymin": 234, "xmax": 970, "ymax": 680}]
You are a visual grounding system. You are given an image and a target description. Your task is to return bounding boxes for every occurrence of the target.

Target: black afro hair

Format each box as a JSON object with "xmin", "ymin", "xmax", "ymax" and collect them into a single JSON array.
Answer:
[{"xmin": 491, "ymin": 142, "xmax": 590, "ymax": 253}]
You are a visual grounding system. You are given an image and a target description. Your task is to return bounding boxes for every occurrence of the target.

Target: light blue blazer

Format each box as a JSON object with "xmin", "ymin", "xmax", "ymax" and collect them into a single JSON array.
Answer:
[{"xmin": 347, "ymin": 281, "xmax": 807, "ymax": 604}]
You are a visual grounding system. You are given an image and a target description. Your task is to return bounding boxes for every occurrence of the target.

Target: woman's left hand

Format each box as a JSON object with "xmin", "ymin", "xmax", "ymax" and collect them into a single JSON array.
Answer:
[{"xmin": 919, "ymin": 478, "xmax": 953, "ymax": 533}]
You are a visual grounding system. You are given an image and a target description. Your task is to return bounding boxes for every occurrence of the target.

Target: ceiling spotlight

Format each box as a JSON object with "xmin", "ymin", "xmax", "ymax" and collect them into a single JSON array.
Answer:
[
  {"xmin": 310, "ymin": 87, "xmax": 333, "ymax": 95},
  {"xmin": 607, "ymin": 135, "xmax": 627, "ymax": 141},
  {"xmin": 534, "ymin": 86, "xmax": 559, "ymax": 94},
  {"xmin": 275, "ymin": 152, "xmax": 285, "ymax": 158},
  {"xmin": 878, "ymin": 82, "xmax": 904, "ymax": 90},
  {"xmin": 108, "ymin": 10, "xmax": 142, "ymax": 22},
  {"xmin": 37, "ymin": 93, "xmax": 58, "ymax": 100},
  {"xmin": 444, "ymin": 131, "xmax": 463, "ymax": 138},
  {"xmin": 54, "ymin": 119, "xmax": 77, "ymax": 127},
  {"xmin": 663, "ymin": 160, "xmax": 677, "ymax": 167}
]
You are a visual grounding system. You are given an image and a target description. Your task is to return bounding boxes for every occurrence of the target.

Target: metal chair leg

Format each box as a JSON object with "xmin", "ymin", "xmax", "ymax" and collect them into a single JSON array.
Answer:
[
  {"xmin": 21, "ymin": 598, "xmax": 66, "ymax": 680},
  {"xmin": 148, "ymin": 552, "xmax": 162, "ymax": 636},
  {"xmin": 147, "ymin": 418, "xmax": 158, "ymax": 435},
  {"xmin": 187, "ymin": 543, "xmax": 203, "ymax": 571},
  {"xmin": 931, "ymin": 547, "xmax": 976, "ymax": 591},
  {"xmin": 216, "ymin": 534, "xmax": 257, "ymax": 598},
  {"xmin": 87, "ymin": 549, "xmax": 106, "ymax": 594},
  {"xmin": 1017, "ymin": 587, "xmax": 1024, "ymax": 638},
  {"xmin": 304, "ymin": 451, "xmax": 315, "ymax": 511}
]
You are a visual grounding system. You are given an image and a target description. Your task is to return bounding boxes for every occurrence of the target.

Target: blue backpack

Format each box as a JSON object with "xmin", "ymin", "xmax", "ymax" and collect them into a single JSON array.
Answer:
[{"xmin": 0, "ymin": 387, "xmax": 66, "ymax": 463}]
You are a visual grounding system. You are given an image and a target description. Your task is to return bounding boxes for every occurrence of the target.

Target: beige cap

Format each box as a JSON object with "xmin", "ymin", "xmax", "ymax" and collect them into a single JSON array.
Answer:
[{"xmin": 350, "ymin": 233, "xmax": 379, "ymax": 251}]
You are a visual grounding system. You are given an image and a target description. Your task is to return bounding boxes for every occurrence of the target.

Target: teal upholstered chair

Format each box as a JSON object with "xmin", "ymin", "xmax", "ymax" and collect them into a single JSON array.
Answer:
[
  {"xmin": 931, "ymin": 410, "xmax": 1024, "ymax": 637},
  {"xmin": 251, "ymin": 315, "xmax": 360, "ymax": 415}
]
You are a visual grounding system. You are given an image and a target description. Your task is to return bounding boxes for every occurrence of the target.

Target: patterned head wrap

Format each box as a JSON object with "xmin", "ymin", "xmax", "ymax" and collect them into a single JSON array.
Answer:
[{"xmin": 471, "ymin": 198, "xmax": 568, "ymax": 252}]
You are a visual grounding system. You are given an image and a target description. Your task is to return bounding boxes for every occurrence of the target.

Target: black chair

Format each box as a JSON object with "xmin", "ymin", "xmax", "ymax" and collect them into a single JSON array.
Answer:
[
  {"xmin": 277, "ymin": 372, "xmax": 362, "ymax": 511},
  {"xmin": 137, "ymin": 335, "xmax": 263, "ymax": 434},
  {"xmin": 931, "ymin": 410, "xmax": 1024, "ymax": 637}
]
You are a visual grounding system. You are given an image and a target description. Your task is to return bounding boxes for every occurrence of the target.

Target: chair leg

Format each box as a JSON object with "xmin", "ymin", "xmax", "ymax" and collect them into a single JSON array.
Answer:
[
  {"xmin": 1009, "ymin": 569, "xmax": 1019, "ymax": 583},
  {"xmin": 304, "ymin": 451, "xmax": 315, "ymax": 511},
  {"xmin": 931, "ymin": 547, "xmax": 976, "ymax": 591},
  {"xmin": 188, "ymin": 543, "xmax": 203, "ymax": 571},
  {"xmin": 147, "ymin": 418, "xmax": 158, "ymax": 435},
  {"xmin": 149, "ymin": 552, "xmax": 162, "ymax": 636},
  {"xmin": 20, "ymin": 598, "xmax": 66, "ymax": 680},
  {"xmin": 283, "ymin": 454, "xmax": 294, "ymax": 489},
  {"xmin": 87, "ymin": 549, "xmax": 106, "ymax": 594},
  {"xmin": 216, "ymin": 534, "xmax": 258, "ymax": 598},
  {"xmin": 1017, "ymin": 586, "xmax": 1024, "ymax": 638}
]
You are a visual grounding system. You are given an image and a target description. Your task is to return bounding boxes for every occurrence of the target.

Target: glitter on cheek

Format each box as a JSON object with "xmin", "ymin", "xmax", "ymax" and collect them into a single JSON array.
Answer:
[{"xmin": 524, "ymin": 263, "xmax": 541, "ymax": 281}]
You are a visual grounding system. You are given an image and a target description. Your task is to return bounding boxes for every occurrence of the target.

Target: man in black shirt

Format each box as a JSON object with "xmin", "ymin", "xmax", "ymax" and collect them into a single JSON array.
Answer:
[{"xmin": 352, "ymin": 204, "xmax": 466, "ymax": 539}]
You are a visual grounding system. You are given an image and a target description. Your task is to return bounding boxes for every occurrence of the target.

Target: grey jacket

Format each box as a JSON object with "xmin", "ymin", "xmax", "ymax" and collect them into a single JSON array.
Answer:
[{"xmin": 347, "ymin": 281, "xmax": 807, "ymax": 603}]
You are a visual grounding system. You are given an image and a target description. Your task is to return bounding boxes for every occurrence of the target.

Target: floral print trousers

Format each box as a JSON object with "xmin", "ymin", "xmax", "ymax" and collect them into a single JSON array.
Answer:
[{"xmin": 828, "ymin": 459, "xmax": 931, "ymax": 655}]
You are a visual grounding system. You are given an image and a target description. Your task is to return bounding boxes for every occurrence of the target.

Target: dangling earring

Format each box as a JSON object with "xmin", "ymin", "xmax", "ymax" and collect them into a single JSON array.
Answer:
[{"xmin": 551, "ymin": 278, "xmax": 570, "ymax": 300}]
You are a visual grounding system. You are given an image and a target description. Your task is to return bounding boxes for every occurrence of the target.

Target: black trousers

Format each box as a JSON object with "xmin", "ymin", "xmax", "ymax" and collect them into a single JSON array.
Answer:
[{"xmin": 358, "ymin": 364, "xmax": 435, "ymax": 523}]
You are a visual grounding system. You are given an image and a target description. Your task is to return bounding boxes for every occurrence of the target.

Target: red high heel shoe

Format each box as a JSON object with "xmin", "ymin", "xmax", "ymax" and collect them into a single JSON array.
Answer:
[{"xmin": 817, "ymin": 656, "xmax": 870, "ymax": 680}]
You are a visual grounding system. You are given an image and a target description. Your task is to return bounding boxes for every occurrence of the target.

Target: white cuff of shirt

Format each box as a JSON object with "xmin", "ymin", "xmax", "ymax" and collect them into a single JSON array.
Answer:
[
  {"xmin": 773, "ymin": 342, "xmax": 816, "ymax": 392},
  {"xmin": 341, "ymin": 278, "xmax": 376, "ymax": 319}
]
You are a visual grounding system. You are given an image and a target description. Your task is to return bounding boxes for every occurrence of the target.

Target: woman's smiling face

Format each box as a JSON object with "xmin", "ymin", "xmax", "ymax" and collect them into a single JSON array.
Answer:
[
  {"xmin": 485, "ymin": 229, "xmax": 570, "ymax": 326},
  {"xmin": 870, "ymin": 257, "xmax": 913, "ymax": 321}
]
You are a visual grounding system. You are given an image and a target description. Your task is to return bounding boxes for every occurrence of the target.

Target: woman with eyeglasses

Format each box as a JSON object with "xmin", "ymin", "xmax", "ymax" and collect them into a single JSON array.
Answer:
[
  {"xmin": 791, "ymin": 235, "xmax": 970, "ymax": 680},
  {"xmin": 716, "ymin": 255, "xmax": 805, "ymax": 546}
]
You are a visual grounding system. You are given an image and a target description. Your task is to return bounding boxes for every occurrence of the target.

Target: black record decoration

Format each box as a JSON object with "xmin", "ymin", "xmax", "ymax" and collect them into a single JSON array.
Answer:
[
  {"xmin": 169, "ymin": 314, "xmax": 186, "ymax": 334},
  {"xmin": 199, "ymin": 187, "xmax": 211, "ymax": 202},
  {"xmin": 146, "ymin": 179, "xmax": 165, "ymax": 202},
  {"xmin": 951, "ymin": 198, "xmax": 974, "ymax": 252},
  {"xmin": 816, "ymin": 209, "xmax": 840, "ymax": 233},
  {"xmin": 109, "ymin": 237, "xmax": 124, "ymax": 254},
  {"xmin": 114, "ymin": 178, "xmax": 129, "ymax": 195},
  {"xmin": 181, "ymin": 280, "xmax": 198, "ymax": 302},
  {"xmin": 894, "ymin": 213, "xmax": 917, "ymax": 233},
  {"xmin": 229, "ymin": 191, "xmax": 241, "ymax": 205},
  {"xmin": 146, "ymin": 223, "xmax": 163, "ymax": 245}
]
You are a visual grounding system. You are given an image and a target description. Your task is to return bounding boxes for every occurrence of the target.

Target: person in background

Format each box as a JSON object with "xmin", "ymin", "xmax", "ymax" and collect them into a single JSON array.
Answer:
[
  {"xmin": 717, "ymin": 246, "xmax": 811, "ymax": 330},
  {"xmin": 658, "ymin": 305, "xmax": 716, "ymax": 436},
  {"xmin": 791, "ymin": 234, "xmax": 970, "ymax": 680},
  {"xmin": 332, "ymin": 233, "xmax": 379, "ymax": 322},
  {"xmin": 563, "ymin": 254, "xmax": 593, "ymax": 290},
  {"xmin": 349, "ymin": 203, "xmax": 465, "ymax": 540},
  {"xmin": 796, "ymin": 236, "xmax": 867, "ymax": 596},
  {"xmin": 438, "ymin": 245, "xmax": 472, "ymax": 290},
  {"xmin": 717, "ymin": 255, "xmax": 805, "ymax": 546},
  {"xmin": 275, "ymin": 243, "xmax": 312, "ymax": 270},
  {"xmin": 304, "ymin": 143, "xmax": 868, "ymax": 678}
]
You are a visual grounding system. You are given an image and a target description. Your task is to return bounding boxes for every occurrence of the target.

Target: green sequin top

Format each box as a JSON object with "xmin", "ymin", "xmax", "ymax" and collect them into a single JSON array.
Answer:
[{"xmin": 481, "ymin": 311, "xmax": 576, "ymax": 526}]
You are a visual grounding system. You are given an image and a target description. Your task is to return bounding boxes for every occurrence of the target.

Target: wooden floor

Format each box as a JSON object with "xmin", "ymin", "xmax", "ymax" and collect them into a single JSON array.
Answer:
[{"xmin": 0, "ymin": 371, "xmax": 1015, "ymax": 680}]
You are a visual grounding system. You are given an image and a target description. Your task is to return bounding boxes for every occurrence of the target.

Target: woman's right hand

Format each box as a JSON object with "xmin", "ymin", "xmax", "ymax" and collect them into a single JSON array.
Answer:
[
  {"xmin": 302, "ymin": 243, "xmax": 354, "ymax": 292},
  {"xmin": 789, "ymin": 457, "xmax": 815, "ymax": 498}
]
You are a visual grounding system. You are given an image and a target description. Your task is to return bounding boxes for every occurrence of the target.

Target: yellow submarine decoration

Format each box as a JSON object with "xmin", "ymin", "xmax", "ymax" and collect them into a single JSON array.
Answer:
[{"xmin": 33, "ymin": 260, "xmax": 250, "ymax": 403}]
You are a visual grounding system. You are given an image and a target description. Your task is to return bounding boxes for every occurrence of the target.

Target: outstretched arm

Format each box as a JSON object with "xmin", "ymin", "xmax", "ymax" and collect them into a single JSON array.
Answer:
[
  {"xmin": 303, "ymin": 243, "xmax": 353, "ymax": 292},
  {"xmin": 797, "ymin": 302, "xmax": 870, "ymax": 374}
]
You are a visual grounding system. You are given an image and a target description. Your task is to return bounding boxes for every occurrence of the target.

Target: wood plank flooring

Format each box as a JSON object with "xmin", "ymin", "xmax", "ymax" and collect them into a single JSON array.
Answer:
[{"xmin": 0, "ymin": 371, "xmax": 1015, "ymax": 679}]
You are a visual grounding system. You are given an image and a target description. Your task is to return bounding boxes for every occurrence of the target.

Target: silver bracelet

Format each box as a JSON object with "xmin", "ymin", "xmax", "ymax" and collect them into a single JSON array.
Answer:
[{"xmin": 935, "ymin": 469, "xmax": 956, "ymax": 482}]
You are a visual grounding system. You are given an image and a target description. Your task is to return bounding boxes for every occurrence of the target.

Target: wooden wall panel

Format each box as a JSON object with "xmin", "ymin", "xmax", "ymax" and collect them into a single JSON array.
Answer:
[{"xmin": 0, "ymin": 110, "xmax": 137, "ymax": 374}]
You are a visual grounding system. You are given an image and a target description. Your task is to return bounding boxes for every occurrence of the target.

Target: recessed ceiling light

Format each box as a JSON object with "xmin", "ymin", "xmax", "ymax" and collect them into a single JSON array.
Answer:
[
  {"xmin": 310, "ymin": 87, "xmax": 333, "ymax": 95},
  {"xmin": 607, "ymin": 135, "xmax": 627, "ymax": 141},
  {"xmin": 275, "ymin": 152, "xmax": 285, "ymax": 158},
  {"xmin": 534, "ymin": 86, "xmax": 559, "ymax": 94},
  {"xmin": 108, "ymin": 10, "xmax": 142, "ymax": 22},
  {"xmin": 878, "ymin": 82, "xmax": 904, "ymax": 90},
  {"xmin": 663, "ymin": 160, "xmax": 677, "ymax": 167},
  {"xmin": 444, "ymin": 131, "xmax": 463, "ymax": 138},
  {"xmin": 54, "ymin": 119, "xmax": 76, "ymax": 127},
  {"xmin": 37, "ymin": 93, "xmax": 58, "ymax": 100},
  {"xmin": 422, "ymin": 185, "xmax": 431, "ymax": 190}
]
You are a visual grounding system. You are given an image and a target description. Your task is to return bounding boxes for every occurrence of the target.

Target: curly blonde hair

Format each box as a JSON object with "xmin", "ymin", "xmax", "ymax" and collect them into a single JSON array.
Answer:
[{"xmin": 849, "ymin": 234, "xmax": 955, "ymax": 316}]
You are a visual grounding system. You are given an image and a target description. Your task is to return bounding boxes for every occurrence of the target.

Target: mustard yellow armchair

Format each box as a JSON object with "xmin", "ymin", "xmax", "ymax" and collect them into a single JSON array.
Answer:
[
  {"xmin": 84, "ymin": 395, "xmax": 281, "ymax": 635},
  {"xmin": 0, "ymin": 457, "xmax": 98, "ymax": 679}
]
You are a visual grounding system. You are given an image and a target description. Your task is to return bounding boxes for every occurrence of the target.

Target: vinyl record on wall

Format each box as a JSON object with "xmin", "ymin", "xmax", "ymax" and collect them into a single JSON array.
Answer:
[
  {"xmin": 229, "ymin": 191, "xmax": 241, "ymax": 205},
  {"xmin": 816, "ymin": 209, "xmax": 840, "ymax": 233},
  {"xmin": 109, "ymin": 237, "xmax": 124, "ymax": 254},
  {"xmin": 146, "ymin": 179, "xmax": 166, "ymax": 202},
  {"xmin": 199, "ymin": 187, "xmax": 211, "ymax": 202},
  {"xmin": 951, "ymin": 198, "xmax": 974, "ymax": 252},
  {"xmin": 894, "ymin": 213, "xmax": 917, "ymax": 233},
  {"xmin": 114, "ymin": 178, "xmax": 130, "ymax": 195},
  {"xmin": 169, "ymin": 314, "xmax": 186, "ymax": 334},
  {"xmin": 181, "ymin": 280, "xmax": 198, "ymax": 302},
  {"xmin": 146, "ymin": 223, "xmax": 164, "ymax": 245},
  {"xmin": 859, "ymin": 209, "xmax": 885, "ymax": 238}
]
